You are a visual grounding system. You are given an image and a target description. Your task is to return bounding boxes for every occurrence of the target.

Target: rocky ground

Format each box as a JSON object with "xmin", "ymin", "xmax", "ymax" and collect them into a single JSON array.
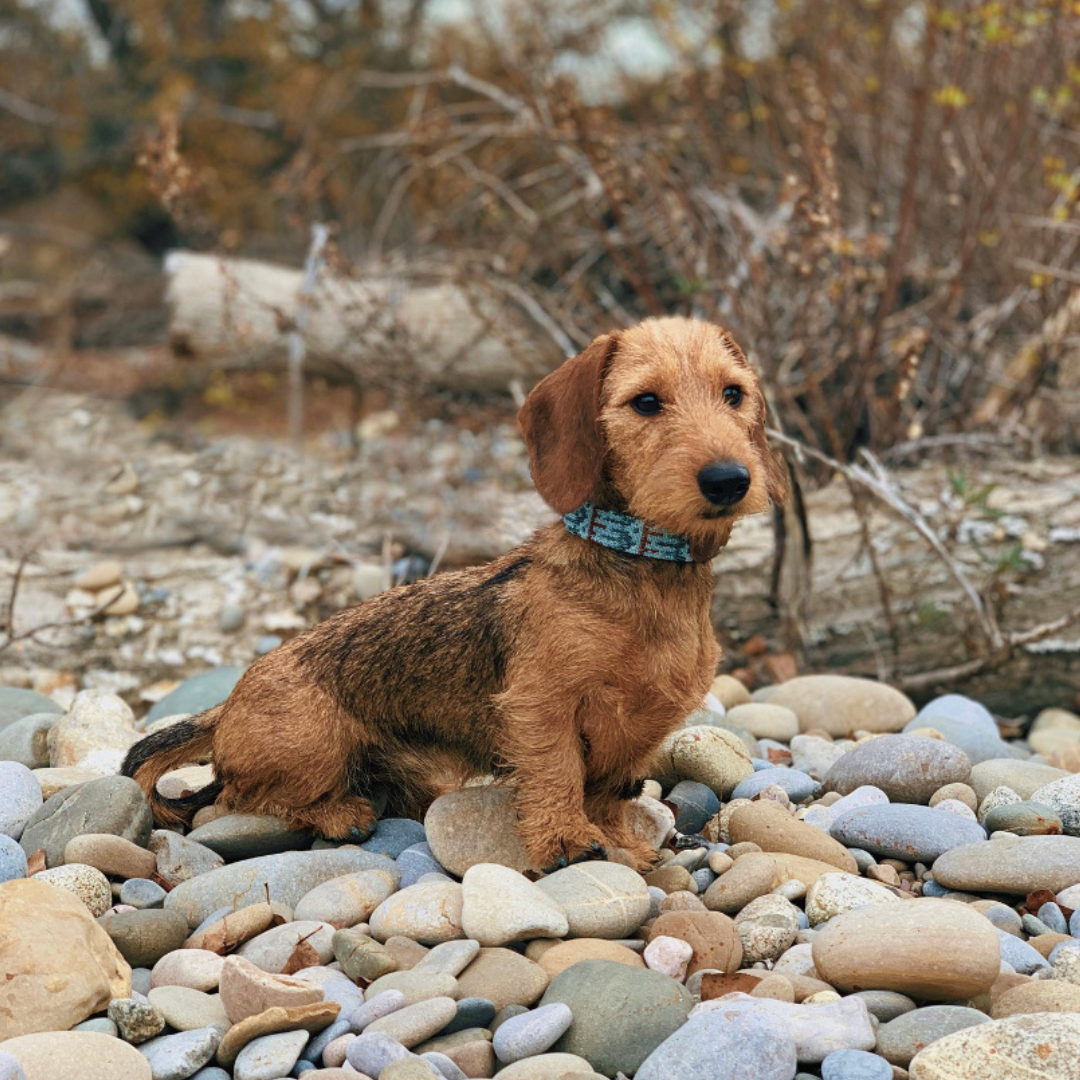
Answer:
[{"xmin": 3, "ymin": 671, "xmax": 1080, "ymax": 1080}]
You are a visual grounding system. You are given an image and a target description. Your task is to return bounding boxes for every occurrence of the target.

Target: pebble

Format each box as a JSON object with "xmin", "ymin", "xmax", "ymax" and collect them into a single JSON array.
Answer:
[
  {"xmin": 850, "ymin": 990, "xmax": 916, "ymax": 1023},
  {"xmin": 34, "ymin": 862, "xmax": 112, "ymax": 916},
  {"xmin": 215, "ymin": 1002, "xmax": 339, "ymax": 1069},
  {"xmin": 146, "ymin": 986, "xmax": 230, "ymax": 1032},
  {"xmin": 996, "ymin": 930, "xmax": 1049, "ymax": 974},
  {"xmin": 108, "ymin": 998, "xmax": 166, "ymax": 1044},
  {"xmin": 702, "ymin": 851, "xmax": 777, "ymax": 914},
  {"xmin": 365, "ymin": 970, "xmax": 458, "ymax": 1007},
  {"xmin": 454, "ymin": 948, "xmax": 548, "ymax": 1011},
  {"xmin": 532, "ymin": 938, "xmax": 646, "ymax": 979},
  {"xmin": 651, "ymin": 725, "xmax": 754, "ymax": 796},
  {"xmin": 345, "ymin": 1032, "xmax": 412, "ymax": 1077},
  {"xmin": 0, "ymin": 762, "xmax": 42, "ymax": 840},
  {"xmin": 764, "ymin": 675, "xmax": 915, "ymax": 737},
  {"xmin": 149, "ymin": 830, "xmax": 225, "ymax": 886},
  {"xmin": 790, "ymin": 735, "xmax": 848, "ymax": 780},
  {"xmin": 423, "ymin": 787, "xmax": 532, "ymax": 876},
  {"xmin": 121, "ymin": 879, "xmax": 168, "ymax": 909},
  {"xmin": 823, "ymin": 735, "xmax": 971, "ymax": 804},
  {"xmin": 332, "ymin": 929, "xmax": 397, "ymax": 982},
  {"xmin": 396, "ymin": 843, "xmax": 447, "ymax": 888},
  {"xmin": 729, "ymin": 800, "xmax": 857, "ymax": 872},
  {"xmin": 734, "ymin": 893, "xmax": 800, "ymax": 963},
  {"xmin": 368, "ymin": 878, "xmax": 464, "ymax": 945},
  {"xmin": 145, "ymin": 668, "xmax": 245, "ymax": 725},
  {"xmin": 978, "ymin": 785, "xmax": 1022, "ymax": 820},
  {"xmin": 294, "ymin": 869, "xmax": 398, "ymax": 928},
  {"xmin": 907, "ymin": 1013, "xmax": 1080, "ymax": 1079},
  {"xmin": 358, "ymin": 818, "xmax": 427, "ymax": 859},
  {"xmin": 821, "ymin": 1048, "xmax": 891, "ymax": 1080},
  {"xmin": 812, "ymin": 898, "xmax": 1001, "ymax": 1000},
  {"xmin": 151, "ymin": 949, "xmax": 225, "ymax": 991},
  {"xmin": 805, "ymin": 872, "xmax": 900, "ymax": 925},
  {"xmin": 731, "ymin": 768, "xmax": 820, "ymax": 803},
  {"xmin": 0, "ymin": 1031, "xmax": 152, "ymax": 1080},
  {"xmin": 968, "ymin": 758, "xmax": 1068, "ymax": 802},
  {"xmin": 534, "ymin": 862, "xmax": 650, "ymax": 939},
  {"xmin": 19, "ymin": 775, "xmax": 152, "ymax": 868},
  {"xmin": 0, "ymin": 877, "xmax": 131, "ymax": 1038},
  {"xmin": 931, "ymin": 834, "xmax": 1080, "ymax": 894},
  {"xmin": 65, "ymin": 834, "xmax": 157, "ymax": 880},
  {"xmin": 540, "ymin": 960, "xmax": 692, "ymax": 1078},
  {"xmin": 187, "ymin": 815, "xmax": 313, "ymax": 860},
  {"xmin": 829, "ymin": 804, "xmax": 986, "ymax": 862},
  {"xmin": 664, "ymin": 781, "xmax": 719, "ymax": 835},
  {"xmin": 365, "ymin": 997, "xmax": 457, "ymax": 1047},
  {"xmin": 235, "ymin": 921, "xmax": 336, "ymax": 973},
  {"xmin": 461, "ymin": 864, "xmax": 568, "ymax": 946},
  {"xmin": 876, "ymin": 1006, "xmax": 992, "ymax": 1066},
  {"xmin": 233, "ymin": 1030, "xmax": 308, "ymax": 1080},
  {"xmin": 46, "ymin": 690, "xmax": 139, "ymax": 773},
  {"xmin": 726, "ymin": 702, "xmax": 800, "ymax": 742},
  {"xmin": 1029, "ymin": 773, "xmax": 1080, "ymax": 836},
  {"xmin": 487, "ymin": 1002, "xmax": 571, "ymax": 1064},
  {"xmin": 692, "ymin": 993, "xmax": 876, "ymax": 1062},
  {"xmin": 163, "ymin": 849, "xmax": 399, "ymax": 928},
  {"xmin": 907, "ymin": 698, "xmax": 1017, "ymax": 764},
  {"xmin": 218, "ymin": 954, "xmax": 324, "ymax": 1024},
  {"xmin": 493, "ymin": 1053, "xmax": 595, "ymax": 1079},
  {"xmin": 412, "ymin": 938, "xmax": 480, "ymax": 978},
  {"xmin": 0, "ymin": 687, "xmax": 65, "ymax": 728},
  {"xmin": 643, "ymin": 935, "xmax": 693, "ymax": 979},
  {"xmin": 0, "ymin": 712, "xmax": 59, "ymax": 769},
  {"xmin": 104, "ymin": 909, "xmax": 190, "ymax": 968},
  {"xmin": 982, "ymin": 800, "xmax": 1062, "ymax": 835}
]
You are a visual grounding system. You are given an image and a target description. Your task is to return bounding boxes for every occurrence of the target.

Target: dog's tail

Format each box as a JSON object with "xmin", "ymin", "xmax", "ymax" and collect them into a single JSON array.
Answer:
[{"xmin": 122, "ymin": 706, "xmax": 223, "ymax": 828}]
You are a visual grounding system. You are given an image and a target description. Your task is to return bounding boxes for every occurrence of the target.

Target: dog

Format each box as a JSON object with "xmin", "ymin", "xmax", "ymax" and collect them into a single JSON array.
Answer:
[{"xmin": 123, "ymin": 316, "xmax": 786, "ymax": 871}]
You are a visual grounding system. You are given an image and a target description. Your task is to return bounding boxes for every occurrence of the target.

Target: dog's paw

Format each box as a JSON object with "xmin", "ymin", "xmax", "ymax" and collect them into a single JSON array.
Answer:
[{"xmin": 538, "ymin": 832, "xmax": 609, "ymax": 874}]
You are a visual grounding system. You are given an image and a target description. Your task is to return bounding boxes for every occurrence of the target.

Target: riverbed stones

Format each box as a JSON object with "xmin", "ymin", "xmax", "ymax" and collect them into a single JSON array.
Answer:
[
  {"xmin": 534, "ymin": 862, "xmax": 649, "ymax": 939},
  {"xmin": 163, "ymin": 849, "xmax": 398, "ymax": 928},
  {"xmin": 647, "ymin": 910, "xmax": 743, "ymax": 974},
  {"xmin": 0, "ymin": 1031, "xmax": 152, "ymax": 1080},
  {"xmin": 532, "ymin": 939, "xmax": 645, "ymax": 980},
  {"xmin": 64, "ymin": 834, "xmax": 156, "ymax": 879},
  {"xmin": 108, "ymin": 998, "xmax": 165, "ymax": 1044},
  {"xmin": 812, "ymin": 898, "xmax": 1000, "ymax": 1000},
  {"xmin": 294, "ymin": 868, "xmax": 398, "ymax": 928},
  {"xmin": 104, "ymin": 910, "xmax": 190, "ymax": 968},
  {"xmin": 236, "ymin": 921, "xmax": 336, "ymax": 972},
  {"xmin": 0, "ymin": 836, "xmax": 27, "ymax": 883},
  {"xmin": 981, "ymin": 800, "xmax": 1062, "ymax": 836},
  {"xmin": 805, "ymin": 872, "xmax": 900, "ymax": 925},
  {"xmin": 218, "ymin": 955, "xmax": 324, "ymax": 1024},
  {"xmin": 734, "ymin": 894, "xmax": 800, "ymax": 964},
  {"xmin": 146, "ymin": 667, "xmax": 245, "ymax": 725},
  {"xmin": 35, "ymin": 863, "xmax": 112, "ymax": 915},
  {"xmin": 366, "ymin": 997, "xmax": 458, "ymax": 1048},
  {"xmin": 702, "ymin": 851, "xmax": 777, "ymax": 914},
  {"xmin": 19, "ymin": 775, "xmax": 152, "ymax": 868},
  {"xmin": 875, "ymin": 1006, "xmax": 991, "ymax": 1067},
  {"xmin": 908, "ymin": 1013, "xmax": 1080, "ymax": 1080},
  {"xmin": 729, "ymin": 800, "xmax": 857, "ymax": 872},
  {"xmin": 0, "ymin": 713, "xmax": 58, "ymax": 770},
  {"xmin": 969, "ymin": 759, "xmax": 1068, "ymax": 802},
  {"xmin": 829, "ymin": 804, "xmax": 986, "ymax": 863},
  {"xmin": 764, "ymin": 675, "xmax": 915, "ymax": 737},
  {"xmin": 46, "ymin": 690, "xmax": 139, "ymax": 774},
  {"xmin": 1029, "ymin": 773, "xmax": 1080, "ymax": 836},
  {"xmin": 186, "ymin": 815, "xmax": 313, "ymax": 860},
  {"xmin": 0, "ymin": 878, "xmax": 131, "ymax": 1038},
  {"xmin": 215, "ymin": 1002, "xmax": 339, "ymax": 1068},
  {"xmin": 541, "ymin": 960, "xmax": 691, "ymax": 1077},
  {"xmin": 461, "ymin": 864, "xmax": 568, "ymax": 946},
  {"xmin": 145, "ymin": 986, "xmax": 230, "ymax": 1032},
  {"xmin": 423, "ymin": 787, "xmax": 532, "ymax": 876},
  {"xmin": 992, "ymin": 978, "xmax": 1080, "ymax": 1018},
  {"xmin": 369, "ymin": 879, "xmax": 464, "ymax": 945},
  {"xmin": 692, "ymin": 993, "xmax": 876, "ymax": 1062},
  {"xmin": 0, "ymin": 764, "xmax": 41, "ymax": 842},
  {"xmin": 931, "ymin": 834, "xmax": 1080, "ymax": 894},
  {"xmin": 726, "ymin": 702, "xmax": 800, "ymax": 743},
  {"xmin": 454, "ymin": 948, "xmax": 548, "ymax": 1011},
  {"xmin": 233, "ymin": 1029, "xmax": 308, "ymax": 1080},
  {"xmin": 823, "ymin": 735, "xmax": 971, "ymax": 804},
  {"xmin": 651, "ymin": 725, "xmax": 753, "ymax": 796}
]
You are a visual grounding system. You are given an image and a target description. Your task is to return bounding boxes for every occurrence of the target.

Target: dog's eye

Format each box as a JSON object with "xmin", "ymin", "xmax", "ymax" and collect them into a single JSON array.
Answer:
[
  {"xmin": 630, "ymin": 393, "xmax": 663, "ymax": 416},
  {"xmin": 723, "ymin": 386, "xmax": 744, "ymax": 408}
]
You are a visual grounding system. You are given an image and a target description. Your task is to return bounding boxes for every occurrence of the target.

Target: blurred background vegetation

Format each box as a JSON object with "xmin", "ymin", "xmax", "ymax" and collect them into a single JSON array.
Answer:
[{"xmin": 2, "ymin": 0, "xmax": 1078, "ymax": 458}]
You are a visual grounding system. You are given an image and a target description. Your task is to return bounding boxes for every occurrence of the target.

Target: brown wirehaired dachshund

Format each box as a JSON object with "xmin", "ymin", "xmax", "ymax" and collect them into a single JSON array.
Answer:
[{"xmin": 124, "ymin": 316, "xmax": 786, "ymax": 871}]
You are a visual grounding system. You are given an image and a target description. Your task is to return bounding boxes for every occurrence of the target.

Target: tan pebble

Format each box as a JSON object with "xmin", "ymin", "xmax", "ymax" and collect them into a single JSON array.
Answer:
[
  {"xmin": 710, "ymin": 674, "xmax": 752, "ymax": 708},
  {"xmin": 750, "ymin": 973, "xmax": 795, "ymax": 1002},
  {"xmin": 184, "ymin": 902, "xmax": 278, "ymax": 953},
  {"xmin": 103, "ymin": 581, "xmax": 139, "ymax": 616},
  {"xmin": 803, "ymin": 990, "xmax": 841, "ymax": 1003},
  {"xmin": 707, "ymin": 851, "xmax": 733, "ymax": 875},
  {"xmin": 658, "ymin": 890, "xmax": 705, "ymax": 913},
  {"xmin": 32, "ymin": 767, "xmax": 102, "ymax": 799},
  {"xmin": 535, "ymin": 939, "xmax": 644, "ymax": 980},
  {"xmin": 645, "ymin": 865, "xmax": 697, "ymax": 894},
  {"xmin": 75, "ymin": 561, "xmax": 124, "ymax": 592},
  {"xmin": 930, "ymin": 783, "xmax": 978, "ymax": 811},
  {"xmin": 322, "ymin": 1032, "xmax": 356, "ymax": 1067},
  {"xmin": 151, "ymin": 948, "xmax": 225, "ymax": 991},
  {"xmin": 215, "ymin": 1001, "xmax": 341, "ymax": 1068},
  {"xmin": 648, "ymin": 911, "xmax": 742, "ymax": 975},
  {"xmin": 728, "ymin": 800, "xmax": 858, "ymax": 874},
  {"xmin": 702, "ymin": 852, "xmax": 776, "ymax": 914},
  {"xmin": 63, "ymin": 835, "xmax": 156, "ymax": 880},
  {"xmin": 868, "ymin": 865, "xmax": 901, "ymax": 886},
  {"xmin": 1029, "ymin": 931, "xmax": 1072, "ymax": 959},
  {"xmin": 727, "ymin": 841, "xmax": 763, "ymax": 859},
  {"xmin": 218, "ymin": 953, "xmax": 324, "ymax": 1024},
  {"xmin": 991, "ymin": 978, "xmax": 1080, "ymax": 1018},
  {"xmin": 382, "ymin": 935, "xmax": 430, "ymax": 970}
]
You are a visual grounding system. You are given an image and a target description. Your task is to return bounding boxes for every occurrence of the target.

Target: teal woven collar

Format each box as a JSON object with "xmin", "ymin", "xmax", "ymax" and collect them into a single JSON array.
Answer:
[{"xmin": 563, "ymin": 502, "xmax": 695, "ymax": 563}]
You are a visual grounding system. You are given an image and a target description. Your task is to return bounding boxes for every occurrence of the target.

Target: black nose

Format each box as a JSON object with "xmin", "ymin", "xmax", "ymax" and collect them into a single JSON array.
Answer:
[{"xmin": 698, "ymin": 461, "xmax": 751, "ymax": 506}]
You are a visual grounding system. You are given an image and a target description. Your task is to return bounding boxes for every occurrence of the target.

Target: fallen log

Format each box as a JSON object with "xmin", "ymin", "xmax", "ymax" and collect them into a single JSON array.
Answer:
[{"xmin": 164, "ymin": 251, "xmax": 562, "ymax": 393}]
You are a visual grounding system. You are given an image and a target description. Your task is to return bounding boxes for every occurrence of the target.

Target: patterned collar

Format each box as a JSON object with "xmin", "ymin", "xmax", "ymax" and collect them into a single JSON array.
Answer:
[{"xmin": 563, "ymin": 502, "xmax": 695, "ymax": 563}]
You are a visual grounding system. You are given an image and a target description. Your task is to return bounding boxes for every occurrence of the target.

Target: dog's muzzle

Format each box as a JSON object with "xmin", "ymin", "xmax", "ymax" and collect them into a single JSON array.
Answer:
[{"xmin": 697, "ymin": 460, "xmax": 751, "ymax": 507}]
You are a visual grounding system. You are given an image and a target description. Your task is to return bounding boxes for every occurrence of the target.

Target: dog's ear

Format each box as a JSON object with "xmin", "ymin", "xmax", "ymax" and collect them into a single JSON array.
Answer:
[
  {"xmin": 751, "ymin": 390, "xmax": 789, "ymax": 507},
  {"xmin": 518, "ymin": 333, "xmax": 619, "ymax": 515}
]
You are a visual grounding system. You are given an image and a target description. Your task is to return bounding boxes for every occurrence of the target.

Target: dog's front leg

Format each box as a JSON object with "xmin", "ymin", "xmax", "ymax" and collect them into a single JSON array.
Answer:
[{"xmin": 497, "ymin": 690, "xmax": 609, "ymax": 871}]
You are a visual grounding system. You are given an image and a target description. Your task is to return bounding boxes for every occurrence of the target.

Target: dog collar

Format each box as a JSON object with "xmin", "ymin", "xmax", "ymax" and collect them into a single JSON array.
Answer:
[{"xmin": 563, "ymin": 502, "xmax": 695, "ymax": 563}]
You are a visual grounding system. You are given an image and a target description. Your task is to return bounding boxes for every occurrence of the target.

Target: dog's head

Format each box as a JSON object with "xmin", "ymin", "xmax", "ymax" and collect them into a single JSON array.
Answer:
[{"xmin": 518, "ymin": 316, "xmax": 787, "ymax": 560}]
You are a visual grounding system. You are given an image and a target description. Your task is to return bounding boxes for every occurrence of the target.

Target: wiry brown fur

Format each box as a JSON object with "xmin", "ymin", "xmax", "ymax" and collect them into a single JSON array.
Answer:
[{"xmin": 123, "ymin": 317, "xmax": 786, "ymax": 870}]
